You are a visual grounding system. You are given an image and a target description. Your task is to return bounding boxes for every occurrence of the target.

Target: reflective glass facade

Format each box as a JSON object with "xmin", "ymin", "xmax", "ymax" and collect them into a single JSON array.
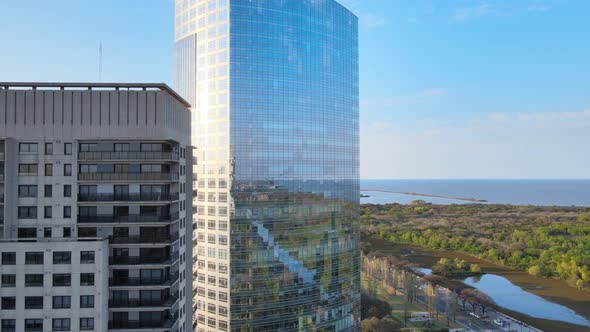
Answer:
[{"xmin": 175, "ymin": 0, "xmax": 359, "ymax": 331}]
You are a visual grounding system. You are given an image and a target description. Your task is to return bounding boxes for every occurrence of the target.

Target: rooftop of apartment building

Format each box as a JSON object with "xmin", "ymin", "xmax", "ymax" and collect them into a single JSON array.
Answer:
[{"xmin": 0, "ymin": 82, "xmax": 191, "ymax": 108}]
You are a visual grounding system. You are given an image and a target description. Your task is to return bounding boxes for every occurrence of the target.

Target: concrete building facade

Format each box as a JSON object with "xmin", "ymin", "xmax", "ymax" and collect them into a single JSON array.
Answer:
[{"xmin": 0, "ymin": 83, "xmax": 193, "ymax": 332}]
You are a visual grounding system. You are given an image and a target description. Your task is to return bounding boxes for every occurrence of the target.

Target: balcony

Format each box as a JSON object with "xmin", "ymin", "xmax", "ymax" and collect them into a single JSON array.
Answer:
[
  {"xmin": 109, "ymin": 295, "xmax": 178, "ymax": 309},
  {"xmin": 109, "ymin": 273, "xmax": 179, "ymax": 288},
  {"xmin": 109, "ymin": 233, "xmax": 179, "ymax": 245},
  {"xmin": 109, "ymin": 253, "xmax": 179, "ymax": 266},
  {"xmin": 78, "ymin": 151, "xmax": 178, "ymax": 161},
  {"xmin": 108, "ymin": 314, "xmax": 178, "ymax": 330},
  {"xmin": 78, "ymin": 172, "xmax": 179, "ymax": 182},
  {"xmin": 78, "ymin": 192, "xmax": 179, "ymax": 202},
  {"xmin": 77, "ymin": 213, "xmax": 178, "ymax": 225}
]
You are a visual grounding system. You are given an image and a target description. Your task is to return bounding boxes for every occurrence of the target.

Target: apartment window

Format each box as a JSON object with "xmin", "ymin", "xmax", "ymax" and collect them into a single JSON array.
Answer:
[
  {"xmin": 1, "ymin": 274, "xmax": 16, "ymax": 287},
  {"xmin": 18, "ymin": 185, "xmax": 38, "ymax": 197},
  {"xmin": 45, "ymin": 163, "xmax": 53, "ymax": 176},
  {"xmin": 63, "ymin": 164, "xmax": 72, "ymax": 176},
  {"xmin": 207, "ymin": 303, "xmax": 216, "ymax": 314},
  {"xmin": 80, "ymin": 273, "xmax": 94, "ymax": 286},
  {"xmin": 79, "ymin": 143, "xmax": 97, "ymax": 152},
  {"xmin": 25, "ymin": 296, "xmax": 43, "ymax": 309},
  {"xmin": 25, "ymin": 252, "xmax": 44, "ymax": 264},
  {"xmin": 18, "ymin": 164, "xmax": 38, "ymax": 175},
  {"xmin": 1, "ymin": 297, "xmax": 15, "ymax": 309},
  {"xmin": 45, "ymin": 143, "xmax": 53, "ymax": 155},
  {"xmin": 207, "ymin": 220, "xmax": 216, "ymax": 230},
  {"xmin": 45, "ymin": 185, "xmax": 53, "ymax": 197},
  {"xmin": 52, "ymin": 296, "xmax": 71, "ymax": 309},
  {"xmin": 80, "ymin": 318, "xmax": 94, "ymax": 331},
  {"xmin": 53, "ymin": 274, "xmax": 71, "ymax": 287},
  {"xmin": 1, "ymin": 319, "xmax": 15, "ymax": 332},
  {"xmin": 80, "ymin": 251, "xmax": 95, "ymax": 264},
  {"xmin": 208, "ymin": 275, "xmax": 216, "ymax": 285},
  {"xmin": 219, "ymin": 292, "xmax": 228, "ymax": 302},
  {"xmin": 63, "ymin": 227, "xmax": 71, "ymax": 238},
  {"xmin": 219, "ymin": 221, "xmax": 227, "ymax": 231},
  {"xmin": 25, "ymin": 274, "xmax": 43, "ymax": 287},
  {"xmin": 219, "ymin": 320, "xmax": 228, "ymax": 331},
  {"xmin": 19, "ymin": 143, "xmax": 38, "ymax": 153},
  {"xmin": 63, "ymin": 185, "xmax": 71, "ymax": 197},
  {"xmin": 52, "ymin": 318, "xmax": 70, "ymax": 331},
  {"xmin": 219, "ymin": 193, "xmax": 228, "ymax": 202},
  {"xmin": 2, "ymin": 252, "xmax": 16, "ymax": 265},
  {"xmin": 18, "ymin": 206, "xmax": 37, "ymax": 218},
  {"xmin": 44, "ymin": 227, "xmax": 52, "ymax": 238},
  {"xmin": 219, "ymin": 235, "xmax": 227, "ymax": 245},
  {"xmin": 18, "ymin": 227, "xmax": 37, "ymax": 239},
  {"xmin": 64, "ymin": 143, "xmax": 72, "ymax": 155},
  {"xmin": 53, "ymin": 251, "xmax": 71, "ymax": 264},
  {"xmin": 219, "ymin": 306, "xmax": 228, "ymax": 317},
  {"xmin": 208, "ymin": 234, "xmax": 216, "ymax": 244},
  {"xmin": 24, "ymin": 319, "xmax": 43, "ymax": 332},
  {"xmin": 63, "ymin": 206, "xmax": 71, "ymax": 218},
  {"xmin": 44, "ymin": 206, "xmax": 52, "ymax": 218},
  {"xmin": 80, "ymin": 295, "xmax": 94, "ymax": 308},
  {"xmin": 219, "ymin": 277, "xmax": 228, "ymax": 288}
]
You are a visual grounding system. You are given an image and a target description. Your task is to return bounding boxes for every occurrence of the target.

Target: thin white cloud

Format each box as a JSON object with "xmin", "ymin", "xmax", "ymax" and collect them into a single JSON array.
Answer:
[
  {"xmin": 453, "ymin": 1, "xmax": 493, "ymax": 21},
  {"xmin": 360, "ymin": 13, "xmax": 390, "ymax": 28},
  {"xmin": 452, "ymin": 0, "xmax": 553, "ymax": 21},
  {"xmin": 487, "ymin": 109, "xmax": 590, "ymax": 123}
]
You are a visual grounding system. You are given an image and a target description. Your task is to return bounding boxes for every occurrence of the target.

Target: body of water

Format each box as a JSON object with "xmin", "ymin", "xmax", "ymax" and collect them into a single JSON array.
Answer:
[
  {"xmin": 361, "ymin": 179, "xmax": 590, "ymax": 206},
  {"xmin": 372, "ymin": 239, "xmax": 590, "ymax": 331},
  {"xmin": 415, "ymin": 267, "xmax": 590, "ymax": 327},
  {"xmin": 464, "ymin": 274, "xmax": 590, "ymax": 327}
]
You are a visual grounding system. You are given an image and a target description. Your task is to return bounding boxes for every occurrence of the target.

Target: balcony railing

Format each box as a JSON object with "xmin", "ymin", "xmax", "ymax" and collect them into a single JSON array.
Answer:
[
  {"xmin": 78, "ymin": 151, "xmax": 178, "ymax": 161},
  {"xmin": 78, "ymin": 213, "xmax": 178, "ymax": 224},
  {"xmin": 109, "ymin": 233, "xmax": 179, "ymax": 245},
  {"xmin": 78, "ymin": 192, "xmax": 179, "ymax": 202},
  {"xmin": 109, "ymin": 273, "xmax": 179, "ymax": 287},
  {"xmin": 109, "ymin": 314, "xmax": 178, "ymax": 330},
  {"xmin": 109, "ymin": 253, "xmax": 179, "ymax": 265},
  {"xmin": 78, "ymin": 172, "xmax": 179, "ymax": 182},
  {"xmin": 109, "ymin": 295, "xmax": 178, "ymax": 308}
]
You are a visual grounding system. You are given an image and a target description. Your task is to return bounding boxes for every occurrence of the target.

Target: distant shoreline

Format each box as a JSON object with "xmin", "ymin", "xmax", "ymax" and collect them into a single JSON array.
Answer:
[{"xmin": 362, "ymin": 189, "xmax": 488, "ymax": 203}]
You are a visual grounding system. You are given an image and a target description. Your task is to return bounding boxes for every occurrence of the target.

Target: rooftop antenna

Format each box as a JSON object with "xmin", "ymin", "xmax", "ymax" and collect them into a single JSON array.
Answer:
[{"xmin": 99, "ymin": 41, "xmax": 103, "ymax": 82}]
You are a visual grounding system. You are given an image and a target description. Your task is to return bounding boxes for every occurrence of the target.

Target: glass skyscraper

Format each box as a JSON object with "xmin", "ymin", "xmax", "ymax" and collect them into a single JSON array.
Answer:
[{"xmin": 174, "ymin": 0, "xmax": 359, "ymax": 331}]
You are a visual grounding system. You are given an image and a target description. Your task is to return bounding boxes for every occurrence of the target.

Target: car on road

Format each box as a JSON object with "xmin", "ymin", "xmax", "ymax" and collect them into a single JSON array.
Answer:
[
  {"xmin": 493, "ymin": 318, "xmax": 505, "ymax": 327},
  {"xmin": 469, "ymin": 312, "xmax": 482, "ymax": 319}
]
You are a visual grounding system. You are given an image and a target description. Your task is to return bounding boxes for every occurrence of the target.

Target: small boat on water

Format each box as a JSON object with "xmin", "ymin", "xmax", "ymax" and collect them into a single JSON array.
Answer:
[{"xmin": 360, "ymin": 193, "xmax": 371, "ymax": 198}]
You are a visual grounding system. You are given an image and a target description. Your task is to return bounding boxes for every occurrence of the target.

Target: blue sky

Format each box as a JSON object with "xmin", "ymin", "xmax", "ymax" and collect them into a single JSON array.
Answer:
[{"xmin": 1, "ymin": 0, "xmax": 589, "ymax": 179}]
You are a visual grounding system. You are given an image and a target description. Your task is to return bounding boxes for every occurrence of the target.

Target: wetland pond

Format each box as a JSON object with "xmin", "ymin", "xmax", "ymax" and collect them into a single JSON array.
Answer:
[{"xmin": 371, "ymin": 238, "xmax": 590, "ymax": 331}]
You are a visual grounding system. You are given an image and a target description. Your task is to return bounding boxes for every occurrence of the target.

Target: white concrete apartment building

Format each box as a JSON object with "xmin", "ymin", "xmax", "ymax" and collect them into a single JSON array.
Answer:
[{"xmin": 0, "ymin": 82, "xmax": 193, "ymax": 332}]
